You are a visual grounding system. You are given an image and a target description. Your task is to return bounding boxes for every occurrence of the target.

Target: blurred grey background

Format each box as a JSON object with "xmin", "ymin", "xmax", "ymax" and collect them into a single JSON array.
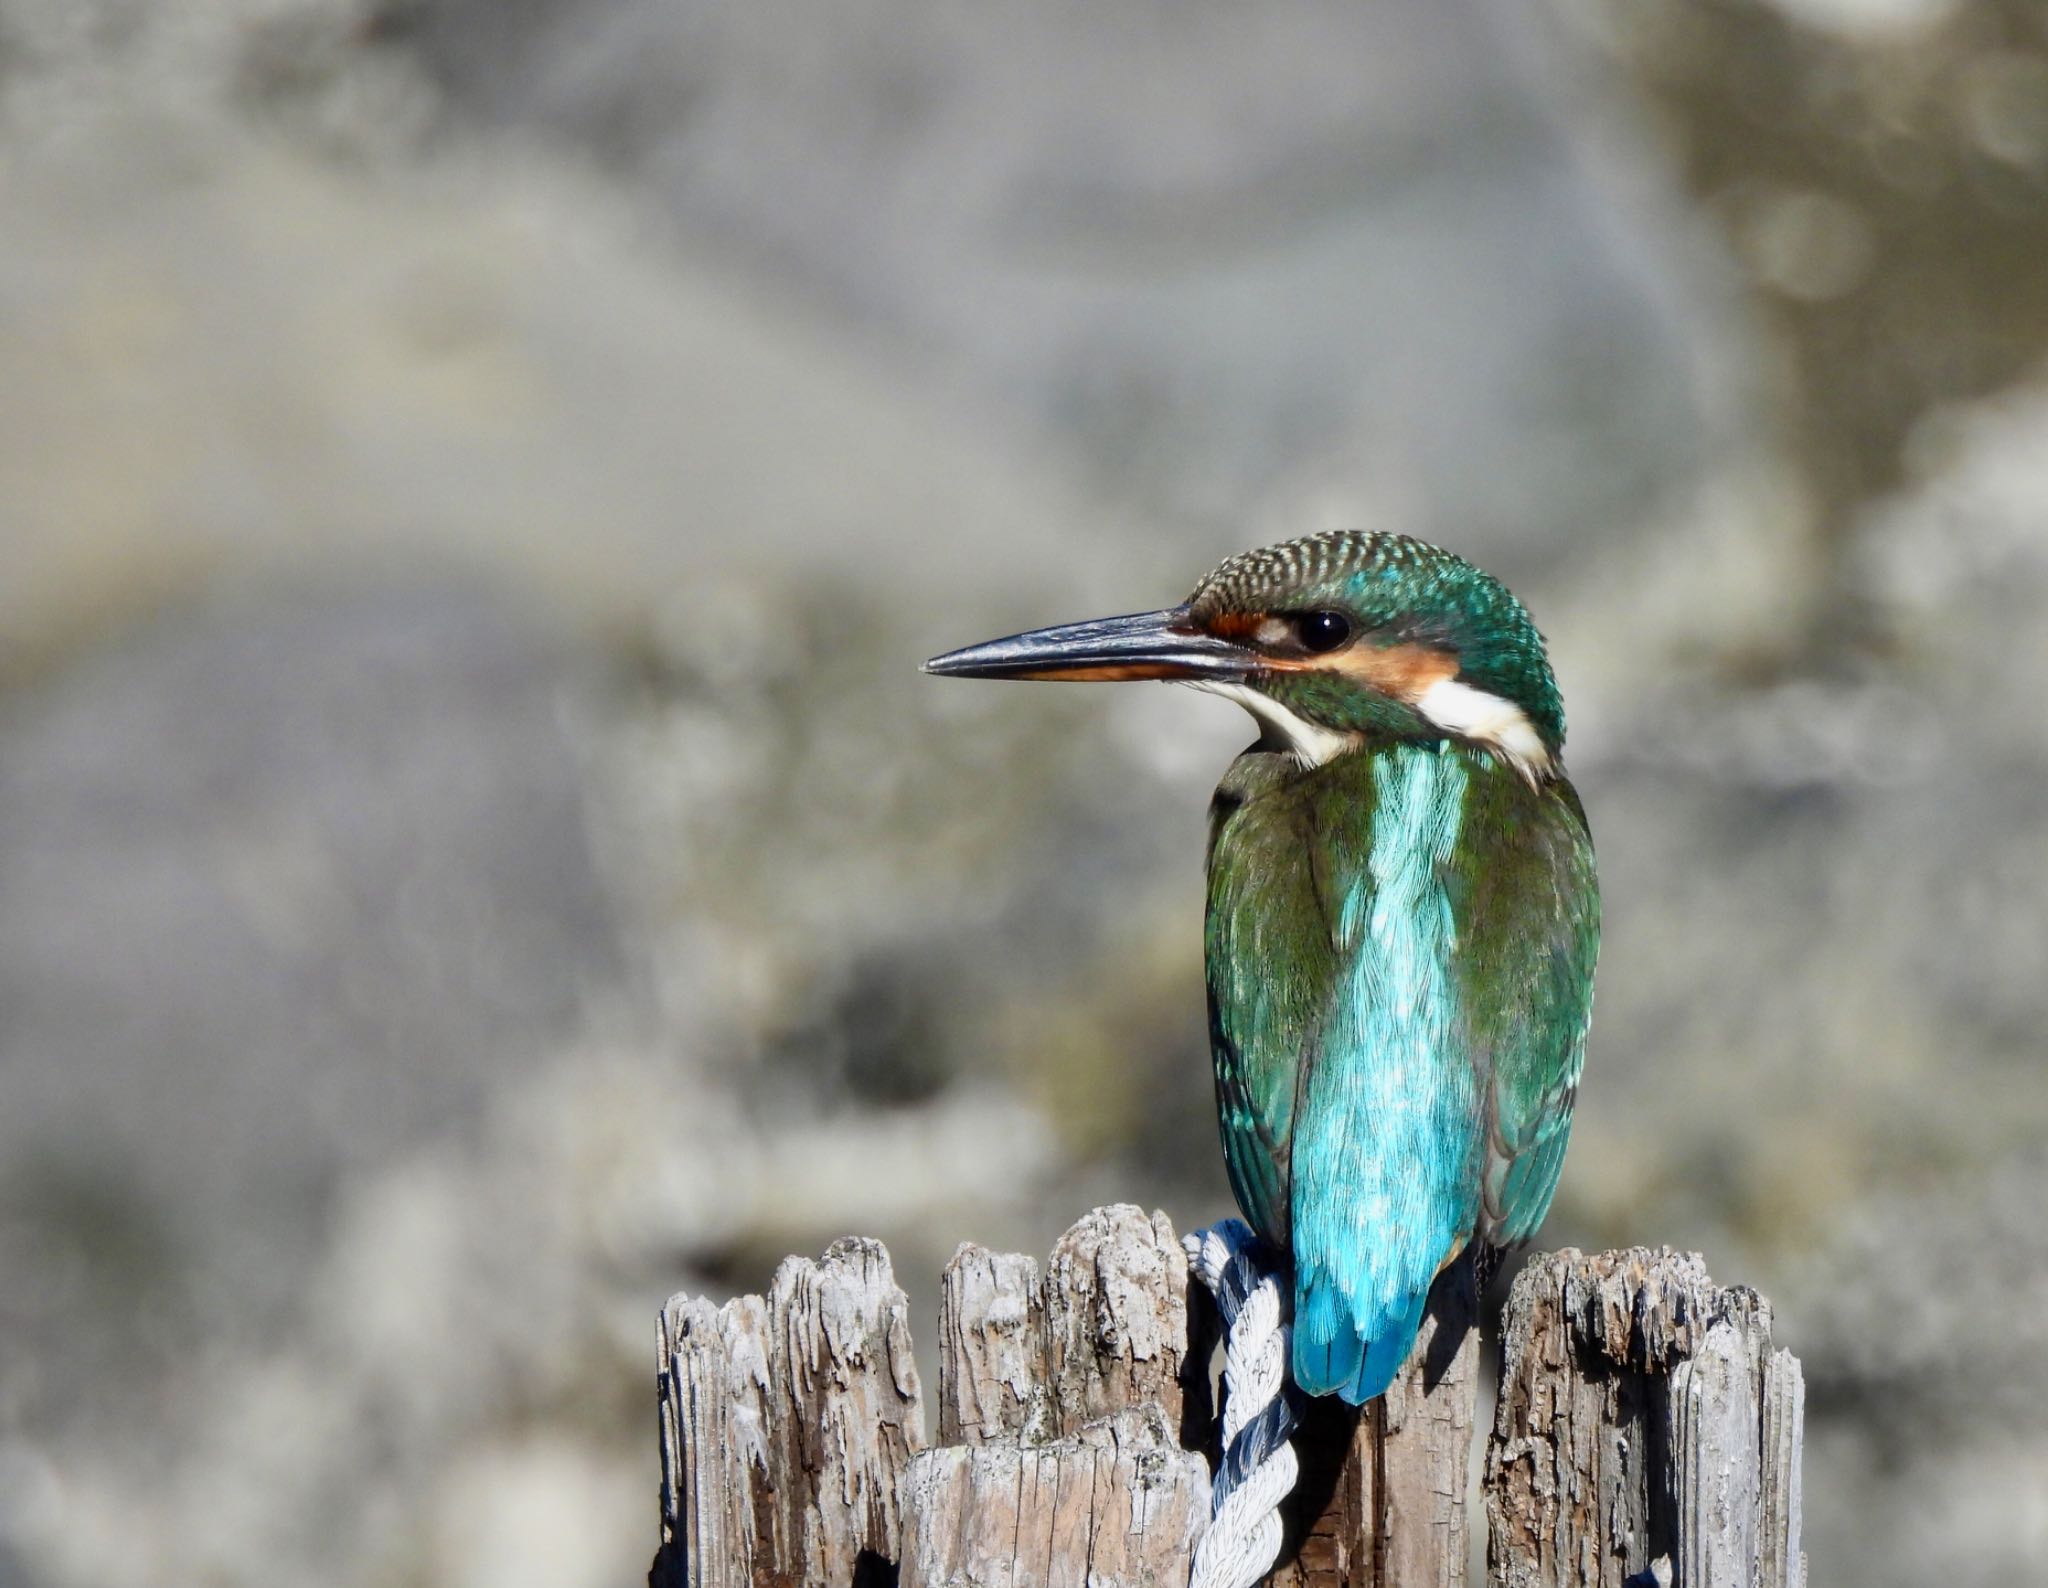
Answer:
[{"xmin": 2, "ymin": 1, "xmax": 2045, "ymax": 1583}]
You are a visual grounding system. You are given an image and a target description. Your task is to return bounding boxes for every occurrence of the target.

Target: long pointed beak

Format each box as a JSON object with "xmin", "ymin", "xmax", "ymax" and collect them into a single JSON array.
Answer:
[{"xmin": 923, "ymin": 607, "xmax": 1250, "ymax": 682}]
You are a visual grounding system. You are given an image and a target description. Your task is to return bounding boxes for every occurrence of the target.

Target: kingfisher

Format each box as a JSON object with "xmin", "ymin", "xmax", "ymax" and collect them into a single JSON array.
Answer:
[{"xmin": 925, "ymin": 531, "xmax": 1598, "ymax": 1404}]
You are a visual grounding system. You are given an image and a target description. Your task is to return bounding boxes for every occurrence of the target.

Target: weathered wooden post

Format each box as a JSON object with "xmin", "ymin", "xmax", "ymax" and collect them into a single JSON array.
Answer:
[
  {"xmin": 650, "ymin": 1207, "xmax": 1213, "ymax": 1588},
  {"xmin": 899, "ymin": 1206, "xmax": 1213, "ymax": 1586},
  {"xmin": 1485, "ymin": 1248, "xmax": 1807, "ymax": 1588},
  {"xmin": 652, "ymin": 1238, "xmax": 924, "ymax": 1587},
  {"xmin": 651, "ymin": 1215, "xmax": 1803, "ymax": 1588}
]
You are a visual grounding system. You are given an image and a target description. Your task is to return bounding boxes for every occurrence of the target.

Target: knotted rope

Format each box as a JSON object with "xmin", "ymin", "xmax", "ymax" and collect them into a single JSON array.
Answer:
[{"xmin": 1184, "ymin": 1219, "xmax": 1301, "ymax": 1588}]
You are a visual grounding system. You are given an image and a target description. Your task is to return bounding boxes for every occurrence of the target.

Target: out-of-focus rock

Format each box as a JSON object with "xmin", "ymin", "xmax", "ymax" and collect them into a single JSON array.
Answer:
[
  {"xmin": 1552, "ymin": 0, "xmax": 2048, "ymax": 548},
  {"xmin": 1788, "ymin": 1151, "xmax": 2048, "ymax": 1582},
  {"xmin": 0, "ymin": 101, "xmax": 1165, "ymax": 685},
  {"xmin": 0, "ymin": 579, "xmax": 629, "ymax": 1470},
  {"xmin": 0, "ymin": 579, "xmax": 621, "ymax": 1186},
  {"xmin": 406, "ymin": 0, "xmax": 1723, "ymax": 567}
]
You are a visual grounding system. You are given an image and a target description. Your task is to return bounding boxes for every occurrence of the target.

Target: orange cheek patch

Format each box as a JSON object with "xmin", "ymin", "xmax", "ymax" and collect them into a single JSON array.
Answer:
[
  {"xmin": 1266, "ymin": 641, "xmax": 1458, "ymax": 701},
  {"xmin": 1338, "ymin": 642, "xmax": 1460, "ymax": 700}
]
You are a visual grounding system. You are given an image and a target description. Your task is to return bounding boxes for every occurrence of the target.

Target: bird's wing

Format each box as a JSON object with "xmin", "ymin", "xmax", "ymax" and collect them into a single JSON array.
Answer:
[
  {"xmin": 1456, "ymin": 776, "xmax": 1600, "ymax": 1249},
  {"xmin": 1204, "ymin": 750, "xmax": 1337, "ymax": 1251}
]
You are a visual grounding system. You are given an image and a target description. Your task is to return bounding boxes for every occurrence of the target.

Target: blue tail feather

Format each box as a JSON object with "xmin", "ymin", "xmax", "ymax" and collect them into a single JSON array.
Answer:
[
  {"xmin": 1292, "ymin": 1272, "xmax": 1430, "ymax": 1405},
  {"xmin": 1292, "ymin": 1280, "xmax": 1364, "ymax": 1398}
]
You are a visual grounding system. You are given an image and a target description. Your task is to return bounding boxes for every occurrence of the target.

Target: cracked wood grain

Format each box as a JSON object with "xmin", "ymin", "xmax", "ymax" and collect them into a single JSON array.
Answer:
[
  {"xmin": 938, "ymin": 1245, "xmax": 1047, "ymax": 1446},
  {"xmin": 901, "ymin": 1205, "xmax": 1211, "ymax": 1587},
  {"xmin": 652, "ymin": 1238, "xmax": 923, "ymax": 1588},
  {"xmin": 898, "ymin": 1409, "xmax": 1208, "ymax": 1588},
  {"xmin": 1484, "ymin": 1247, "xmax": 1806, "ymax": 1588},
  {"xmin": 1041, "ymin": 1205, "xmax": 1202, "ymax": 1441}
]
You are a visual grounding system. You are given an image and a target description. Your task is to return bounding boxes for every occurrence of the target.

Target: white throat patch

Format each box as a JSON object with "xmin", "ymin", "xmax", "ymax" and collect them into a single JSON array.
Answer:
[
  {"xmin": 1412, "ymin": 678, "xmax": 1553, "ymax": 781},
  {"xmin": 1187, "ymin": 680, "xmax": 1361, "ymax": 769},
  {"xmin": 1188, "ymin": 676, "xmax": 1554, "ymax": 780}
]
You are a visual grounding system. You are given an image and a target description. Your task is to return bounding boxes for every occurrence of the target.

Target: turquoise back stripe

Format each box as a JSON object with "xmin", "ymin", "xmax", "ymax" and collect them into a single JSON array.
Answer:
[{"xmin": 1291, "ymin": 745, "xmax": 1478, "ymax": 1400}]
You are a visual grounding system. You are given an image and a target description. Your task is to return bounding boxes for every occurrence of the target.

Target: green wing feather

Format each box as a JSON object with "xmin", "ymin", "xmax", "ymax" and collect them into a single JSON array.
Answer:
[
  {"xmin": 1449, "ymin": 774, "xmax": 1599, "ymax": 1248},
  {"xmin": 1204, "ymin": 749, "xmax": 1336, "ymax": 1250}
]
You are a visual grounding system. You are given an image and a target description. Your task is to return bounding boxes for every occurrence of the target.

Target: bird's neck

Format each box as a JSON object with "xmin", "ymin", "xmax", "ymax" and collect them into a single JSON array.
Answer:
[
  {"xmin": 1193, "ymin": 677, "xmax": 1557, "ymax": 785},
  {"xmin": 1208, "ymin": 740, "xmax": 1508, "ymax": 925},
  {"xmin": 1230, "ymin": 724, "xmax": 1555, "ymax": 801}
]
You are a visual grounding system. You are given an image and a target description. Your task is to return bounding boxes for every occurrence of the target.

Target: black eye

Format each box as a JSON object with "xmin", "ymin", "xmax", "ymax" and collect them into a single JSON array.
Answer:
[{"xmin": 1295, "ymin": 611, "xmax": 1352, "ymax": 652}]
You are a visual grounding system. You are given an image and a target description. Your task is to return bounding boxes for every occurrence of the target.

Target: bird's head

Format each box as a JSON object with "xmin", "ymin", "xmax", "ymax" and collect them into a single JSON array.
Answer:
[{"xmin": 925, "ymin": 530, "xmax": 1564, "ymax": 780}]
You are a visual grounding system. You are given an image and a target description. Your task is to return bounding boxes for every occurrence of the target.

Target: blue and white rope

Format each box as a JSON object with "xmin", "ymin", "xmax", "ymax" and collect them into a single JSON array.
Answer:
[{"xmin": 1185, "ymin": 1220, "xmax": 1301, "ymax": 1588}]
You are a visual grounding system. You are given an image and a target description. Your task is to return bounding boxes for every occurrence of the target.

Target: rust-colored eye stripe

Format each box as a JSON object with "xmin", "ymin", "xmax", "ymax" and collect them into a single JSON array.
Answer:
[{"xmin": 1206, "ymin": 611, "xmax": 1267, "ymax": 641}]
